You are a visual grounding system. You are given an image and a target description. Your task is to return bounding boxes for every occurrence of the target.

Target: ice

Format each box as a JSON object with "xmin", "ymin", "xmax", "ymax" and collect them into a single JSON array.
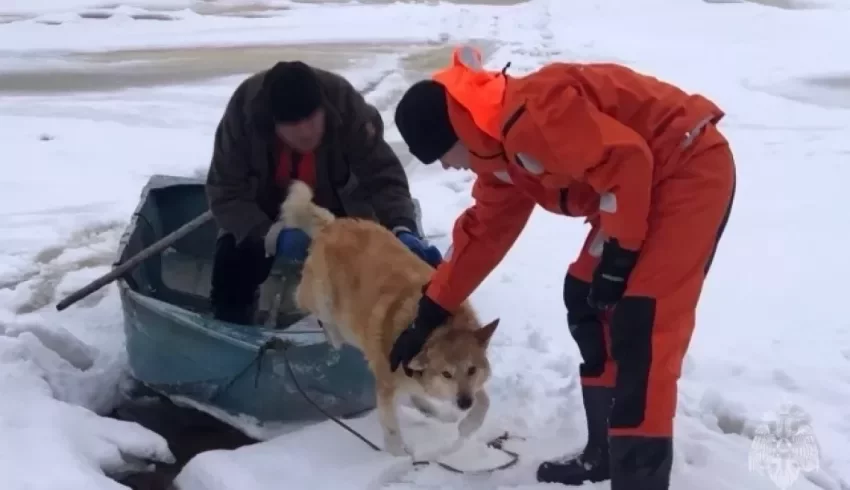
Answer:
[
  {"xmin": 0, "ymin": 321, "xmax": 175, "ymax": 489},
  {"xmin": 2, "ymin": 0, "xmax": 850, "ymax": 488}
]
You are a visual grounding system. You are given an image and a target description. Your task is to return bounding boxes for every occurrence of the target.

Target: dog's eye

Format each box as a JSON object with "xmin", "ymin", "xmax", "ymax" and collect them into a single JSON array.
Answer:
[
  {"xmin": 442, "ymin": 371, "xmax": 453, "ymax": 379},
  {"xmin": 467, "ymin": 366, "xmax": 477, "ymax": 376}
]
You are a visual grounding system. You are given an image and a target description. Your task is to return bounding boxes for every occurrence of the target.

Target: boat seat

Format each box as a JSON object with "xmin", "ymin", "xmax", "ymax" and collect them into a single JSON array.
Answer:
[{"xmin": 159, "ymin": 248, "xmax": 213, "ymax": 299}]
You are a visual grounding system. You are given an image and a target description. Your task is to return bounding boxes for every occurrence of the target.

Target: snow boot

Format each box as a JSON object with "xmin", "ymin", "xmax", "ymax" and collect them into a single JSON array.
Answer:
[
  {"xmin": 609, "ymin": 435, "xmax": 673, "ymax": 490},
  {"xmin": 536, "ymin": 385, "xmax": 613, "ymax": 485}
]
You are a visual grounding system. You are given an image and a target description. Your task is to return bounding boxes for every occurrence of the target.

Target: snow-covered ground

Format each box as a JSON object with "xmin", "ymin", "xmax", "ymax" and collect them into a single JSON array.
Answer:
[{"xmin": 1, "ymin": 0, "xmax": 849, "ymax": 489}]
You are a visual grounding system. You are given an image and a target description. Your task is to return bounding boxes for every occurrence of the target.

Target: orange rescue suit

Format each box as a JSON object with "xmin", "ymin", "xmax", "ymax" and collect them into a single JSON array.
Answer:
[{"xmin": 425, "ymin": 47, "xmax": 736, "ymax": 438}]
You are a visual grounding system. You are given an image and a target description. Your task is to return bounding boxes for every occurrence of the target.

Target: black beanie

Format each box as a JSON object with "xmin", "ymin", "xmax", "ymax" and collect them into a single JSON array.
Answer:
[
  {"xmin": 394, "ymin": 80, "xmax": 458, "ymax": 165},
  {"xmin": 263, "ymin": 61, "xmax": 323, "ymax": 123}
]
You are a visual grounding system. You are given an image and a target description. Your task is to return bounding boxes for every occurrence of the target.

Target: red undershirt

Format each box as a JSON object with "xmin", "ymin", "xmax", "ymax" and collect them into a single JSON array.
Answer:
[{"xmin": 274, "ymin": 139, "xmax": 316, "ymax": 190}]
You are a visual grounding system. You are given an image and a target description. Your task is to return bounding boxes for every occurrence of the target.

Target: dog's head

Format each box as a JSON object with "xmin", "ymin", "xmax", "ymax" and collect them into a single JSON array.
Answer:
[{"xmin": 406, "ymin": 319, "xmax": 499, "ymax": 411}]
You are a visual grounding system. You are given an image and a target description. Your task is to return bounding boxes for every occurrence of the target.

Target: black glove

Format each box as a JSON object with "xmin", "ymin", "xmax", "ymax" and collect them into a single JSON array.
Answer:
[
  {"xmin": 587, "ymin": 238, "xmax": 639, "ymax": 311},
  {"xmin": 564, "ymin": 273, "xmax": 597, "ymax": 326},
  {"xmin": 389, "ymin": 291, "xmax": 450, "ymax": 373}
]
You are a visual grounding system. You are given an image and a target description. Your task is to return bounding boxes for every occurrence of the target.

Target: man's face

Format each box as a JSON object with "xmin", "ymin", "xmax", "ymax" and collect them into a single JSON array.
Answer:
[
  {"xmin": 275, "ymin": 108, "xmax": 326, "ymax": 153},
  {"xmin": 439, "ymin": 141, "xmax": 471, "ymax": 170}
]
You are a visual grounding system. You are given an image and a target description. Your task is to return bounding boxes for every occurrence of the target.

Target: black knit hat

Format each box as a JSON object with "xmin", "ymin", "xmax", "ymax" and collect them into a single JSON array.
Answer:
[
  {"xmin": 394, "ymin": 80, "xmax": 458, "ymax": 164},
  {"xmin": 263, "ymin": 61, "xmax": 323, "ymax": 123}
]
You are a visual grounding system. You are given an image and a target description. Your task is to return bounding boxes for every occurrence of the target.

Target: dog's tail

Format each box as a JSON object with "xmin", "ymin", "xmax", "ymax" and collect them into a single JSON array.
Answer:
[{"xmin": 279, "ymin": 180, "xmax": 336, "ymax": 237}]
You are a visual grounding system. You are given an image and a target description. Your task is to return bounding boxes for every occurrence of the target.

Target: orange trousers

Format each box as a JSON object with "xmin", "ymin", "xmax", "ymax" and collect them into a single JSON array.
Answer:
[{"xmin": 565, "ymin": 123, "xmax": 736, "ymax": 438}]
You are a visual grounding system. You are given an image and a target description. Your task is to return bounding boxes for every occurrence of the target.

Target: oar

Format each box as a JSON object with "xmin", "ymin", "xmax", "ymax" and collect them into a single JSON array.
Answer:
[{"xmin": 55, "ymin": 210, "xmax": 214, "ymax": 312}]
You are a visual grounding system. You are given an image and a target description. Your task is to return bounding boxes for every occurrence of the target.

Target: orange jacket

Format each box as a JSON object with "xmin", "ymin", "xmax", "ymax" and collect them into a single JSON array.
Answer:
[{"xmin": 424, "ymin": 46, "xmax": 725, "ymax": 313}]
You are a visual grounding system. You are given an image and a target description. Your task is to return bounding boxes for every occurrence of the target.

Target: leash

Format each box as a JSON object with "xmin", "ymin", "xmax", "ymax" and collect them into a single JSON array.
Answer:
[
  {"xmin": 213, "ymin": 292, "xmax": 520, "ymax": 475},
  {"xmin": 274, "ymin": 336, "xmax": 520, "ymax": 474}
]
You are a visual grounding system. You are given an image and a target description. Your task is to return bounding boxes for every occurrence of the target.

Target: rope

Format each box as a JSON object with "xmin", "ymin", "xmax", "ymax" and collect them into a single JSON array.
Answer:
[
  {"xmin": 212, "ymin": 291, "xmax": 520, "ymax": 475},
  {"xmin": 206, "ymin": 340, "xmax": 276, "ymax": 403},
  {"xmin": 213, "ymin": 304, "xmax": 516, "ymax": 473},
  {"xmin": 275, "ymin": 338, "xmax": 520, "ymax": 474}
]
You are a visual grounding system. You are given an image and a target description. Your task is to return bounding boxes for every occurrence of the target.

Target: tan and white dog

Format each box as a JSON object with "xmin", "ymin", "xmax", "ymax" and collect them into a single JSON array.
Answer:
[{"xmin": 277, "ymin": 180, "xmax": 499, "ymax": 456}]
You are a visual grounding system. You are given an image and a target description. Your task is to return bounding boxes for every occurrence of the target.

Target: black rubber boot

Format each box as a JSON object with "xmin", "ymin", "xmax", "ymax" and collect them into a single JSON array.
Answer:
[
  {"xmin": 536, "ymin": 385, "xmax": 614, "ymax": 485},
  {"xmin": 209, "ymin": 234, "xmax": 272, "ymax": 326},
  {"xmin": 609, "ymin": 436, "xmax": 673, "ymax": 490},
  {"xmin": 212, "ymin": 302, "xmax": 257, "ymax": 325}
]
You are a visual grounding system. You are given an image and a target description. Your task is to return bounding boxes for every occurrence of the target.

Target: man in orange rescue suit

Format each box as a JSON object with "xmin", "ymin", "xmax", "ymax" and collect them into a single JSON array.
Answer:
[{"xmin": 389, "ymin": 46, "xmax": 736, "ymax": 490}]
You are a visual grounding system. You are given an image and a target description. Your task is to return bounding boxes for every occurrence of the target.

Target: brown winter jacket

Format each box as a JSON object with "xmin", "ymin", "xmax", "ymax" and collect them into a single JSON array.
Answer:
[{"xmin": 205, "ymin": 64, "xmax": 418, "ymax": 247}]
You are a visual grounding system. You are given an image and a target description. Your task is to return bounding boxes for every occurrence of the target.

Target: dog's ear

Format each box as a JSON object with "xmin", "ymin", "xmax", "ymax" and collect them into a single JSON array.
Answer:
[
  {"xmin": 474, "ymin": 318, "xmax": 500, "ymax": 347},
  {"xmin": 407, "ymin": 352, "xmax": 426, "ymax": 371}
]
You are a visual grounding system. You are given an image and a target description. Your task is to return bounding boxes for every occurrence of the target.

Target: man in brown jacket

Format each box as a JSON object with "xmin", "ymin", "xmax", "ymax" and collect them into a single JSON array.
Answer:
[{"xmin": 205, "ymin": 61, "xmax": 441, "ymax": 324}]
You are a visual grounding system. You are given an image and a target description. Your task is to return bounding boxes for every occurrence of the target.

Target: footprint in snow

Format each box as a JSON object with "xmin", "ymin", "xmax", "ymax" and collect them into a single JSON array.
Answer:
[
  {"xmin": 771, "ymin": 369, "xmax": 800, "ymax": 392},
  {"xmin": 441, "ymin": 174, "xmax": 474, "ymax": 193},
  {"xmin": 13, "ymin": 220, "xmax": 124, "ymax": 314},
  {"xmin": 1, "ymin": 321, "xmax": 96, "ymax": 371},
  {"xmin": 524, "ymin": 329, "xmax": 549, "ymax": 354}
]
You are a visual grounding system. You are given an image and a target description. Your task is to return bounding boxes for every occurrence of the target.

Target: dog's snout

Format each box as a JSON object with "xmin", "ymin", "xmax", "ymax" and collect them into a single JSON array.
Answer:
[{"xmin": 456, "ymin": 394, "xmax": 473, "ymax": 410}]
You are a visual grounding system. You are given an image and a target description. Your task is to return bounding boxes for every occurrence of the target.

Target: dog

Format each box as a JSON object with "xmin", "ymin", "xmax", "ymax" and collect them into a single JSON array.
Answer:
[{"xmin": 276, "ymin": 179, "xmax": 500, "ymax": 457}]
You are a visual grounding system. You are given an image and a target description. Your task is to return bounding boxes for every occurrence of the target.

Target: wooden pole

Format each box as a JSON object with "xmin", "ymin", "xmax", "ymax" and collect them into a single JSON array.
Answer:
[{"xmin": 55, "ymin": 210, "xmax": 214, "ymax": 311}]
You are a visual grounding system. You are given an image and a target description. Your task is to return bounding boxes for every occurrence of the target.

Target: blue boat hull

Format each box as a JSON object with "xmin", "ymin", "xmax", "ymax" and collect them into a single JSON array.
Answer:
[
  {"xmin": 115, "ymin": 174, "xmax": 410, "ymax": 424},
  {"xmin": 121, "ymin": 288, "xmax": 377, "ymax": 423}
]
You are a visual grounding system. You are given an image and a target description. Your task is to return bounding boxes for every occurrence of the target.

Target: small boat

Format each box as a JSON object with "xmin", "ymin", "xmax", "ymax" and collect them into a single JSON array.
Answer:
[{"xmin": 114, "ymin": 174, "xmax": 389, "ymax": 424}]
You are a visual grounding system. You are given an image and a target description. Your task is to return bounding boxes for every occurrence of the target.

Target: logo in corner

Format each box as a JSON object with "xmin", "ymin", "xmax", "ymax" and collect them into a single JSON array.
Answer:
[{"xmin": 748, "ymin": 403, "xmax": 820, "ymax": 490}]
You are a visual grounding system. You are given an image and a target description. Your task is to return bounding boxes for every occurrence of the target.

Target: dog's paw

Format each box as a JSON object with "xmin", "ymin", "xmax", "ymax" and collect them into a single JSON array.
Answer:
[
  {"xmin": 326, "ymin": 336, "xmax": 343, "ymax": 350},
  {"xmin": 319, "ymin": 323, "xmax": 344, "ymax": 350},
  {"xmin": 457, "ymin": 391, "xmax": 489, "ymax": 438},
  {"xmin": 409, "ymin": 396, "xmax": 436, "ymax": 418},
  {"xmin": 383, "ymin": 433, "xmax": 408, "ymax": 457},
  {"xmin": 436, "ymin": 438, "xmax": 466, "ymax": 459},
  {"xmin": 409, "ymin": 396, "xmax": 461, "ymax": 424},
  {"xmin": 457, "ymin": 415, "xmax": 484, "ymax": 439}
]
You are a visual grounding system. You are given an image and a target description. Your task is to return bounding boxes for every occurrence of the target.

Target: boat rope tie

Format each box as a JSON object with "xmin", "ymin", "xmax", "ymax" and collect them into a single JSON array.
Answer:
[{"xmin": 207, "ymin": 339, "xmax": 279, "ymax": 403}]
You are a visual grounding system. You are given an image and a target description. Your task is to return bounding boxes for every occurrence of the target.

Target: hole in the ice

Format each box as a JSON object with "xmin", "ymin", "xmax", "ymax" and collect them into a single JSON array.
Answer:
[
  {"xmin": 130, "ymin": 13, "xmax": 177, "ymax": 21},
  {"xmin": 190, "ymin": 3, "xmax": 291, "ymax": 16},
  {"xmin": 0, "ymin": 14, "xmax": 33, "ymax": 24},
  {"xmin": 771, "ymin": 369, "xmax": 800, "ymax": 392},
  {"xmin": 0, "ymin": 42, "xmax": 460, "ymax": 95},
  {"xmin": 806, "ymin": 74, "xmax": 850, "ymax": 90},
  {"xmin": 78, "ymin": 11, "xmax": 114, "ymax": 19},
  {"xmin": 211, "ymin": 12, "xmax": 275, "ymax": 18},
  {"xmin": 737, "ymin": 0, "xmax": 831, "ymax": 8},
  {"xmin": 714, "ymin": 409, "xmax": 748, "ymax": 436},
  {"xmin": 77, "ymin": 10, "xmax": 176, "ymax": 20},
  {"xmin": 699, "ymin": 390, "xmax": 751, "ymax": 437},
  {"xmin": 746, "ymin": 73, "xmax": 850, "ymax": 110}
]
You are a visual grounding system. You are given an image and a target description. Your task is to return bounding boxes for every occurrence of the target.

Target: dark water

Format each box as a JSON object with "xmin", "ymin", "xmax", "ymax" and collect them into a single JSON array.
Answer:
[{"xmin": 109, "ymin": 391, "xmax": 260, "ymax": 490}]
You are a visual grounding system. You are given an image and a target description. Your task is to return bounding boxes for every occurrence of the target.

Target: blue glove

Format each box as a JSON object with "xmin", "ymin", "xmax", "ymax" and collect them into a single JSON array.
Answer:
[
  {"xmin": 275, "ymin": 228, "xmax": 311, "ymax": 262},
  {"xmin": 395, "ymin": 230, "xmax": 443, "ymax": 267}
]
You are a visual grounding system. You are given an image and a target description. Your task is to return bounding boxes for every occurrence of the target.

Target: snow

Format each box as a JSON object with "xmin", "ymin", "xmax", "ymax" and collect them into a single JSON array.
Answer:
[
  {"xmin": 0, "ymin": 319, "xmax": 175, "ymax": 489},
  {"xmin": 1, "ymin": 0, "xmax": 849, "ymax": 489}
]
